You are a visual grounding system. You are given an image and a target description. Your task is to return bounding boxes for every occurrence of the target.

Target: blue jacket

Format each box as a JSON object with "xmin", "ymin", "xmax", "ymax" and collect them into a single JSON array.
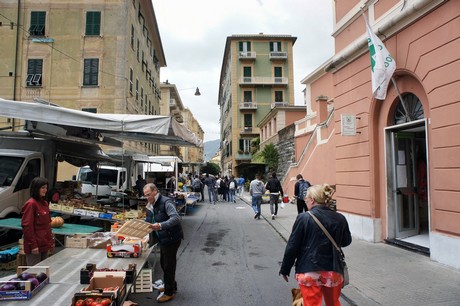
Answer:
[{"xmin": 279, "ymin": 205, "xmax": 352, "ymax": 276}]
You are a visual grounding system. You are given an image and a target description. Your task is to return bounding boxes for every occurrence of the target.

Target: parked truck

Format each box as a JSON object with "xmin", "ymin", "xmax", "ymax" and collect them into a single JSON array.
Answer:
[
  {"xmin": 75, "ymin": 165, "xmax": 128, "ymax": 199},
  {"xmin": 0, "ymin": 134, "xmax": 57, "ymax": 218}
]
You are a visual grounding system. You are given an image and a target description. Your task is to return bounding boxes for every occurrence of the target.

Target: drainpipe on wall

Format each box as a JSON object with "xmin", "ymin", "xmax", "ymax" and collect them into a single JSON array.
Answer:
[{"xmin": 12, "ymin": 0, "xmax": 21, "ymax": 131}]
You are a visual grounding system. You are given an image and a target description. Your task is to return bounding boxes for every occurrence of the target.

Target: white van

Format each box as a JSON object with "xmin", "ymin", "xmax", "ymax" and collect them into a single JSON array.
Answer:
[{"xmin": 77, "ymin": 165, "xmax": 127, "ymax": 198}]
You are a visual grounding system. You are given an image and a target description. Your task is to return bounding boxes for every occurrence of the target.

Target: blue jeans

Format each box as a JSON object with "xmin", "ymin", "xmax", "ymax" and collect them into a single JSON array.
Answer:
[
  {"xmin": 207, "ymin": 186, "xmax": 215, "ymax": 203},
  {"xmin": 229, "ymin": 189, "xmax": 236, "ymax": 202},
  {"xmin": 252, "ymin": 195, "xmax": 262, "ymax": 215},
  {"xmin": 269, "ymin": 194, "xmax": 279, "ymax": 215}
]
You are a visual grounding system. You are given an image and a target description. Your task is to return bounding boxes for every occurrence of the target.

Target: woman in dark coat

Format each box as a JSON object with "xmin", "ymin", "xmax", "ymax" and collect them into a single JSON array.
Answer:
[{"xmin": 279, "ymin": 184, "xmax": 352, "ymax": 306}]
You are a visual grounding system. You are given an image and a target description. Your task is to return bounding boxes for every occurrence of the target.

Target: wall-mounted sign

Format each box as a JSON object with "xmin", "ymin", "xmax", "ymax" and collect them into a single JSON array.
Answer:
[{"xmin": 341, "ymin": 114, "xmax": 357, "ymax": 136}]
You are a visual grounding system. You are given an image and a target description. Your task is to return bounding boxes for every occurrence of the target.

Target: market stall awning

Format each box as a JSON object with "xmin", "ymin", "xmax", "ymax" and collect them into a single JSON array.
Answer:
[{"xmin": 0, "ymin": 98, "xmax": 203, "ymax": 148}]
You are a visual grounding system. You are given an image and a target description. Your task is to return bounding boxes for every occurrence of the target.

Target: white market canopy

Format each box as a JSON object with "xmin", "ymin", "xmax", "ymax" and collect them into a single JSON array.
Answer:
[{"xmin": 0, "ymin": 98, "xmax": 203, "ymax": 148}]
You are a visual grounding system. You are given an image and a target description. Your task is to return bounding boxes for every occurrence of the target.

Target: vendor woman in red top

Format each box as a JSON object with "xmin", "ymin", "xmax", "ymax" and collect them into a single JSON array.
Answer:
[{"xmin": 21, "ymin": 177, "xmax": 54, "ymax": 266}]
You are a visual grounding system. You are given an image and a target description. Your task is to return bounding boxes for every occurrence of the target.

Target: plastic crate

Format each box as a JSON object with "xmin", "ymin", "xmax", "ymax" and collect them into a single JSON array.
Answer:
[{"xmin": 134, "ymin": 269, "xmax": 152, "ymax": 293}]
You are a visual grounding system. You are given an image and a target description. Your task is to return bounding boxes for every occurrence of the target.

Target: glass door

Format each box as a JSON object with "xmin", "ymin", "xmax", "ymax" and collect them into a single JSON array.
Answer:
[{"xmin": 392, "ymin": 132, "xmax": 419, "ymax": 238}]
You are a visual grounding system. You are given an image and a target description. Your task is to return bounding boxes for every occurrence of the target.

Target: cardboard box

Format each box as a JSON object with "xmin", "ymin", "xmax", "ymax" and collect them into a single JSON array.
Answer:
[
  {"xmin": 61, "ymin": 204, "xmax": 74, "ymax": 214},
  {"xmin": 124, "ymin": 210, "xmax": 142, "ymax": 219},
  {"xmin": 65, "ymin": 234, "xmax": 89, "ymax": 248},
  {"xmin": 116, "ymin": 219, "xmax": 153, "ymax": 239},
  {"xmin": 71, "ymin": 292, "xmax": 115, "ymax": 306},
  {"xmin": 107, "ymin": 242, "xmax": 141, "ymax": 258},
  {"xmin": 81, "ymin": 275, "xmax": 126, "ymax": 306},
  {"xmin": 49, "ymin": 202, "xmax": 62, "ymax": 211},
  {"xmin": 87, "ymin": 232, "xmax": 117, "ymax": 249},
  {"xmin": 0, "ymin": 266, "xmax": 49, "ymax": 301},
  {"xmin": 80, "ymin": 264, "xmax": 136, "ymax": 284}
]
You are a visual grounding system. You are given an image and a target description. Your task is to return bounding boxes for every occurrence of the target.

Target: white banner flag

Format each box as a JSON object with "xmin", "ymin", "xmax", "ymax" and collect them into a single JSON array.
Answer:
[{"xmin": 365, "ymin": 22, "xmax": 396, "ymax": 100}]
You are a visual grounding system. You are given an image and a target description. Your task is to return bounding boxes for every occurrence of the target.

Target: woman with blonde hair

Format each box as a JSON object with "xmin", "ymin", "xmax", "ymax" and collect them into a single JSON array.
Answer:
[{"xmin": 279, "ymin": 184, "xmax": 352, "ymax": 306}]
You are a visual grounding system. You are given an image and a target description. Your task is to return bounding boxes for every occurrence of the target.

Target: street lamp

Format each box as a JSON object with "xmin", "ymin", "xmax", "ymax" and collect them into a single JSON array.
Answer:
[{"xmin": 180, "ymin": 87, "xmax": 201, "ymax": 96}]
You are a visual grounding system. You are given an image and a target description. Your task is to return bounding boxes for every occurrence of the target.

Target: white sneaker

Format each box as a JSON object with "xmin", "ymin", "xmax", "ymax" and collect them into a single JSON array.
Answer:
[{"xmin": 271, "ymin": 214, "xmax": 275, "ymax": 220}]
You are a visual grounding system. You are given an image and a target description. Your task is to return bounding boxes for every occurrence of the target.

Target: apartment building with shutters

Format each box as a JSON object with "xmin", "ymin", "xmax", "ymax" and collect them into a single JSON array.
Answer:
[{"xmin": 218, "ymin": 34, "xmax": 297, "ymax": 178}]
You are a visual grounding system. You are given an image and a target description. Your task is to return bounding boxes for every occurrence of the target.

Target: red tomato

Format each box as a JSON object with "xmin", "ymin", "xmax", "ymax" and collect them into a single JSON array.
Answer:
[
  {"xmin": 91, "ymin": 301, "xmax": 99, "ymax": 306},
  {"xmin": 100, "ymin": 298, "xmax": 111, "ymax": 306},
  {"xmin": 85, "ymin": 298, "xmax": 95, "ymax": 306},
  {"xmin": 75, "ymin": 300, "xmax": 86, "ymax": 306}
]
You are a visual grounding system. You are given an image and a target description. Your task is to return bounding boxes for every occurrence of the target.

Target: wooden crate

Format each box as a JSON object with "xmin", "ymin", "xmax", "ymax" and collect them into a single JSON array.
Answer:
[
  {"xmin": 0, "ymin": 259, "xmax": 16, "ymax": 270},
  {"xmin": 134, "ymin": 269, "xmax": 152, "ymax": 293}
]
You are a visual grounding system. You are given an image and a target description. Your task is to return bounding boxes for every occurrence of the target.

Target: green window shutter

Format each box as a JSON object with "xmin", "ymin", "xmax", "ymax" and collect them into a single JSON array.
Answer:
[
  {"xmin": 30, "ymin": 11, "xmax": 46, "ymax": 36},
  {"xmin": 270, "ymin": 42, "xmax": 274, "ymax": 52},
  {"xmin": 86, "ymin": 11, "xmax": 101, "ymax": 35},
  {"xmin": 239, "ymin": 42, "xmax": 243, "ymax": 52},
  {"xmin": 239, "ymin": 139, "xmax": 244, "ymax": 151},
  {"xmin": 243, "ymin": 66, "xmax": 251, "ymax": 77},
  {"xmin": 83, "ymin": 58, "xmax": 99, "ymax": 86}
]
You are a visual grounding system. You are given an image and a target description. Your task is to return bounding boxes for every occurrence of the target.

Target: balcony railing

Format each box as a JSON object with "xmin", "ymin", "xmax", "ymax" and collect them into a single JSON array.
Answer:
[
  {"xmin": 239, "ymin": 76, "xmax": 288, "ymax": 85},
  {"xmin": 238, "ymin": 51, "xmax": 256, "ymax": 59},
  {"xmin": 271, "ymin": 101, "xmax": 289, "ymax": 108},
  {"xmin": 240, "ymin": 127, "xmax": 256, "ymax": 134},
  {"xmin": 239, "ymin": 102, "xmax": 258, "ymax": 109},
  {"xmin": 269, "ymin": 51, "xmax": 287, "ymax": 60}
]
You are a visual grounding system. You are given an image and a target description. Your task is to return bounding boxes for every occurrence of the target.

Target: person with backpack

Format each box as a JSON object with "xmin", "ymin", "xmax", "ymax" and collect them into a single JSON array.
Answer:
[
  {"xmin": 265, "ymin": 171, "xmax": 284, "ymax": 220},
  {"xmin": 191, "ymin": 175, "xmax": 203, "ymax": 194},
  {"xmin": 228, "ymin": 176, "xmax": 237, "ymax": 203},
  {"xmin": 294, "ymin": 174, "xmax": 311, "ymax": 214}
]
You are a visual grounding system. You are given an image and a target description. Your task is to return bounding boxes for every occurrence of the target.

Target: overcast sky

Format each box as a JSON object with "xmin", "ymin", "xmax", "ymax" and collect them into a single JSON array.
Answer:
[{"xmin": 154, "ymin": 0, "xmax": 334, "ymax": 142}]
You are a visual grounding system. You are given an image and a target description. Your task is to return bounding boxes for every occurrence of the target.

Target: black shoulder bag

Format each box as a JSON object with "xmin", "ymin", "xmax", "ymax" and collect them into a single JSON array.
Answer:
[{"xmin": 307, "ymin": 211, "xmax": 349, "ymax": 287}]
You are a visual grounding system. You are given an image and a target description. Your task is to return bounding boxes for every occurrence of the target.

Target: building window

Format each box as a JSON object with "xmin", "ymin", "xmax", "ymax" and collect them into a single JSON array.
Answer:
[
  {"xmin": 29, "ymin": 11, "xmax": 45, "ymax": 36},
  {"xmin": 85, "ymin": 11, "xmax": 101, "ymax": 36},
  {"xmin": 274, "ymin": 66, "xmax": 282, "ymax": 83},
  {"xmin": 244, "ymin": 114, "xmax": 252, "ymax": 128},
  {"xmin": 131, "ymin": 25, "xmax": 135, "ymax": 49},
  {"xmin": 239, "ymin": 41, "xmax": 251, "ymax": 52},
  {"xmin": 270, "ymin": 41, "xmax": 282, "ymax": 52},
  {"xmin": 243, "ymin": 91, "xmax": 252, "ymax": 102},
  {"xmin": 135, "ymin": 79, "xmax": 139, "ymax": 101},
  {"xmin": 26, "ymin": 59, "xmax": 43, "ymax": 87},
  {"xmin": 83, "ymin": 59, "xmax": 99, "ymax": 86},
  {"xmin": 275, "ymin": 91, "xmax": 283, "ymax": 102},
  {"xmin": 243, "ymin": 66, "xmax": 252, "ymax": 83},
  {"xmin": 137, "ymin": 39, "xmax": 140, "ymax": 61},
  {"xmin": 129, "ymin": 68, "xmax": 133, "ymax": 95},
  {"xmin": 140, "ymin": 87, "xmax": 144, "ymax": 110},
  {"xmin": 239, "ymin": 139, "xmax": 251, "ymax": 152}
]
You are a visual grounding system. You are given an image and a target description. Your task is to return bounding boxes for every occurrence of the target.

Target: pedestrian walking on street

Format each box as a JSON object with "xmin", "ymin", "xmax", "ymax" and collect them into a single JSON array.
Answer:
[
  {"xmin": 21, "ymin": 177, "xmax": 54, "ymax": 266},
  {"xmin": 294, "ymin": 174, "xmax": 311, "ymax": 214},
  {"xmin": 265, "ymin": 171, "xmax": 284, "ymax": 220},
  {"xmin": 228, "ymin": 176, "xmax": 237, "ymax": 203},
  {"xmin": 204, "ymin": 174, "xmax": 216, "ymax": 204},
  {"xmin": 144, "ymin": 183, "xmax": 184, "ymax": 303},
  {"xmin": 249, "ymin": 174, "xmax": 265, "ymax": 219},
  {"xmin": 279, "ymin": 184, "xmax": 352, "ymax": 306}
]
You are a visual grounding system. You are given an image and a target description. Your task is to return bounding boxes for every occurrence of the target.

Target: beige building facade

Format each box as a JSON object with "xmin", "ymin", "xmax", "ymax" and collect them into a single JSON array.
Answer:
[
  {"xmin": 218, "ymin": 34, "xmax": 297, "ymax": 178},
  {"xmin": 283, "ymin": 0, "xmax": 460, "ymax": 269}
]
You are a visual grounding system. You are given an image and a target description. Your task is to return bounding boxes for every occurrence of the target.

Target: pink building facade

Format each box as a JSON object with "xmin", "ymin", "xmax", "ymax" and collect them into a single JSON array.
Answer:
[{"xmin": 283, "ymin": 0, "xmax": 460, "ymax": 269}]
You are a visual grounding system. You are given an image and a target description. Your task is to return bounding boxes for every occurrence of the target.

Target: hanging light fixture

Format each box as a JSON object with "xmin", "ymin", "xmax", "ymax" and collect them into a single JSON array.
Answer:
[{"xmin": 194, "ymin": 87, "xmax": 201, "ymax": 96}]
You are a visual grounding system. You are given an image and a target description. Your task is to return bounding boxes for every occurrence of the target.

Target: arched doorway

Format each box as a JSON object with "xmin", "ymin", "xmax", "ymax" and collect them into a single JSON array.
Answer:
[{"xmin": 385, "ymin": 93, "xmax": 429, "ymax": 253}]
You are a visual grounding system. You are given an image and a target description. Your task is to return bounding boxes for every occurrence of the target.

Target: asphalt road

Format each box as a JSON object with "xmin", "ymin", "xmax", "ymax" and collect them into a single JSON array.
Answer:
[{"xmin": 128, "ymin": 199, "xmax": 295, "ymax": 305}]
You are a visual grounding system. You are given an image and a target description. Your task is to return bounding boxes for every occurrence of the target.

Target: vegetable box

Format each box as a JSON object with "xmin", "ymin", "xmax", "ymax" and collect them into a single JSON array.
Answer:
[{"xmin": 0, "ymin": 266, "xmax": 50, "ymax": 301}]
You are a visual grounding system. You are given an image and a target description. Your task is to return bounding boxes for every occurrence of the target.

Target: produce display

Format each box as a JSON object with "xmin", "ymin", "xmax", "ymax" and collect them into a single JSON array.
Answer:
[
  {"xmin": 0, "ymin": 271, "xmax": 47, "ymax": 291},
  {"xmin": 50, "ymin": 216, "xmax": 65, "ymax": 228},
  {"xmin": 74, "ymin": 296, "xmax": 112, "ymax": 306}
]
